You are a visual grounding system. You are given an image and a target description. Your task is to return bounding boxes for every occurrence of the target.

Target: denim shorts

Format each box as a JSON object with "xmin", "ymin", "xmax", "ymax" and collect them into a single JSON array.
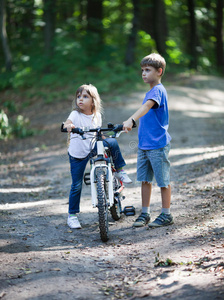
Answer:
[{"xmin": 137, "ymin": 143, "xmax": 171, "ymax": 187}]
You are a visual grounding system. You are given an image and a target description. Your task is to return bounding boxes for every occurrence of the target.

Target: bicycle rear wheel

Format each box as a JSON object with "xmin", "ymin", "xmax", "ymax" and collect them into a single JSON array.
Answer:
[
  {"xmin": 110, "ymin": 176, "xmax": 122, "ymax": 221},
  {"xmin": 96, "ymin": 168, "xmax": 109, "ymax": 242}
]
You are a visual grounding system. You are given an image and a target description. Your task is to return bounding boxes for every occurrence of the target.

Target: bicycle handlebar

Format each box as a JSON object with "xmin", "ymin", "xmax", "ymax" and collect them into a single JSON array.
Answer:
[{"xmin": 61, "ymin": 123, "xmax": 125, "ymax": 134}]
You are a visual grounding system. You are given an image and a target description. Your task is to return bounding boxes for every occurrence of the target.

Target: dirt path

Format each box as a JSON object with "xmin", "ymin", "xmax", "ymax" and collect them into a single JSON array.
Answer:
[{"xmin": 0, "ymin": 75, "xmax": 224, "ymax": 299}]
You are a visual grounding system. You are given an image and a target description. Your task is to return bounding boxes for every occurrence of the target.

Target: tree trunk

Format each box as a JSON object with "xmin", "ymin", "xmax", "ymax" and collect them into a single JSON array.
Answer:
[
  {"xmin": 140, "ymin": 0, "xmax": 154, "ymax": 37},
  {"xmin": 125, "ymin": 0, "xmax": 139, "ymax": 65},
  {"xmin": 57, "ymin": 0, "xmax": 74, "ymax": 22},
  {"xmin": 22, "ymin": 0, "xmax": 35, "ymax": 38},
  {"xmin": 0, "ymin": 0, "xmax": 12, "ymax": 71},
  {"xmin": 152, "ymin": 0, "xmax": 167, "ymax": 56},
  {"xmin": 187, "ymin": 0, "xmax": 198, "ymax": 69},
  {"xmin": 216, "ymin": 0, "xmax": 224, "ymax": 72},
  {"xmin": 85, "ymin": 0, "xmax": 103, "ymax": 54},
  {"xmin": 86, "ymin": 0, "xmax": 103, "ymax": 35},
  {"xmin": 139, "ymin": 0, "xmax": 167, "ymax": 56},
  {"xmin": 43, "ymin": 0, "xmax": 56, "ymax": 58}
]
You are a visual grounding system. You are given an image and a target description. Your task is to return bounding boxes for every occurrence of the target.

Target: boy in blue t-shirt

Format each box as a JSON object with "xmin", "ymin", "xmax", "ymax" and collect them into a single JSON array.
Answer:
[{"xmin": 123, "ymin": 53, "xmax": 173, "ymax": 228}]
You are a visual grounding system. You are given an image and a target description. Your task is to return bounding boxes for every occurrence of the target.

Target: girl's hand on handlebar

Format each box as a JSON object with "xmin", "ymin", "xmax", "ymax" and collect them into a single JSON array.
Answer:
[
  {"xmin": 66, "ymin": 123, "xmax": 75, "ymax": 132},
  {"xmin": 123, "ymin": 119, "xmax": 133, "ymax": 133},
  {"xmin": 63, "ymin": 119, "xmax": 75, "ymax": 133}
]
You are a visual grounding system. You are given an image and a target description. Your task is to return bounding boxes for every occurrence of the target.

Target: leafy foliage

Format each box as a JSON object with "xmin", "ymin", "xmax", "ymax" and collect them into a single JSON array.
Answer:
[
  {"xmin": 0, "ymin": 110, "xmax": 35, "ymax": 140},
  {"xmin": 0, "ymin": 110, "xmax": 11, "ymax": 140},
  {"xmin": 0, "ymin": 0, "xmax": 223, "ymax": 133},
  {"xmin": 12, "ymin": 115, "xmax": 34, "ymax": 138}
]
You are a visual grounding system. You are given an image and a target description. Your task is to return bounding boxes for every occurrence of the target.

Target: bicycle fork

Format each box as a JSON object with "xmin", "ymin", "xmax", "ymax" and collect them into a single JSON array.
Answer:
[{"xmin": 90, "ymin": 164, "xmax": 113, "ymax": 208}]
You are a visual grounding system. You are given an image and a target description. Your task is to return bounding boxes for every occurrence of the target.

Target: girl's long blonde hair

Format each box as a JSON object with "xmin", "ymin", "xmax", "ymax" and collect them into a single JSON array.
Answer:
[
  {"xmin": 72, "ymin": 84, "xmax": 103, "ymax": 117},
  {"xmin": 67, "ymin": 84, "xmax": 103, "ymax": 146}
]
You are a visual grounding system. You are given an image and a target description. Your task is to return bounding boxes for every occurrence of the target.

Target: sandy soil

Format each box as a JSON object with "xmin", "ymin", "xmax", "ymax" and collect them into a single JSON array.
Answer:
[{"xmin": 0, "ymin": 75, "xmax": 224, "ymax": 299}]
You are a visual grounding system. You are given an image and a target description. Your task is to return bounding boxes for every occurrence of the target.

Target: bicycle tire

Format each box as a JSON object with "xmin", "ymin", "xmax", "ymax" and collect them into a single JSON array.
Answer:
[
  {"xmin": 110, "ymin": 197, "xmax": 122, "ymax": 221},
  {"xmin": 110, "ymin": 176, "xmax": 122, "ymax": 221},
  {"xmin": 96, "ymin": 168, "xmax": 109, "ymax": 242}
]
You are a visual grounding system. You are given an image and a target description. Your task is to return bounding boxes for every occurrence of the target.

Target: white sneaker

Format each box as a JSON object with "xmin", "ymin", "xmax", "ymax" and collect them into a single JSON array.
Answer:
[
  {"xmin": 115, "ymin": 170, "xmax": 132, "ymax": 184},
  {"xmin": 67, "ymin": 215, "xmax": 82, "ymax": 229}
]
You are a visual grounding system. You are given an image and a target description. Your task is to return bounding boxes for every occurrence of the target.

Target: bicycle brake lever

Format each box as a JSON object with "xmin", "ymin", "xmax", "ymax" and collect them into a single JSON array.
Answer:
[
  {"xmin": 110, "ymin": 131, "xmax": 124, "ymax": 138},
  {"xmin": 115, "ymin": 131, "xmax": 125, "ymax": 138}
]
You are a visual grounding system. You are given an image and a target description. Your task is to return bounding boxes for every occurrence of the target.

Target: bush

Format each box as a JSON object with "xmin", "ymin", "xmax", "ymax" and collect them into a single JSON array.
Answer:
[
  {"xmin": 12, "ymin": 115, "xmax": 34, "ymax": 138},
  {"xmin": 0, "ymin": 110, "xmax": 11, "ymax": 140}
]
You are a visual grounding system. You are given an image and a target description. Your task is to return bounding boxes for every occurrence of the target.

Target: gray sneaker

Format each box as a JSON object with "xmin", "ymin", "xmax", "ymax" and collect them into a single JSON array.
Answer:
[
  {"xmin": 133, "ymin": 213, "xmax": 150, "ymax": 227},
  {"xmin": 148, "ymin": 213, "xmax": 173, "ymax": 228},
  {"xmin": 115, "ymin": 170, "xmax": 132, "ymax": 184}
]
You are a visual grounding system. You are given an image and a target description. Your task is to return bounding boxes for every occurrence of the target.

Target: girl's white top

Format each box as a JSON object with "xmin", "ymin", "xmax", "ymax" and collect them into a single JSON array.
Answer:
[{"xmin": 67, "ymin": 110, "xmax": 102, "ymax": 158}]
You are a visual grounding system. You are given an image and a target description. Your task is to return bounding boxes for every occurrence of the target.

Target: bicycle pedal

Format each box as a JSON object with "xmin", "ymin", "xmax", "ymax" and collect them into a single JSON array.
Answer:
[
  {"xmin": 84, "ymin": 172, "xmax": 91, "ymax": 185},
  {"xmin": 122, "ymin": 206, "xmax": 135, "ymax": 216}
]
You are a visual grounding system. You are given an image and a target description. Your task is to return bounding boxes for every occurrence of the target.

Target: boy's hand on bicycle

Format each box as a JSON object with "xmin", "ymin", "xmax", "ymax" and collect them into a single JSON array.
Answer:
[{"xmin": 123, "ymin": 119, "xmax": 133, "ymax": 132}]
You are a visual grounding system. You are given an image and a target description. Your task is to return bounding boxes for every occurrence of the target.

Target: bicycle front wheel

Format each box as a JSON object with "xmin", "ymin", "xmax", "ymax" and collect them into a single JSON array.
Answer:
[{"xmin": 96, "ymin": 168, "xmax": 109, "ymax": 242}]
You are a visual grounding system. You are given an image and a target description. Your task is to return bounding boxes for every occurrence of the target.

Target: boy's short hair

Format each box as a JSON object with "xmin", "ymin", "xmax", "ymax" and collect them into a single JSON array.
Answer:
[{"xmin": 140, "ymin": 53, "xmax": 166, "ymax": 76}]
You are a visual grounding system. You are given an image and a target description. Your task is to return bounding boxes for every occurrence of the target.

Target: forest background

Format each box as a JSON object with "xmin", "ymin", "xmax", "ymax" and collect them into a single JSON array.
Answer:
[
  {"xmin": 0, "ymin": 2, "xmax": 224, "ymax": 298},
  {"xmin": 0, "ymin": 0, "xmax": 224, "ymax": 138}
]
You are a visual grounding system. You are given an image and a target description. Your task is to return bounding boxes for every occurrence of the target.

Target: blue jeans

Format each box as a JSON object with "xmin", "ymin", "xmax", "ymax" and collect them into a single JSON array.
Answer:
[{"xmin": 68, "ymin": 138, "xmax": 126, "ymax": 214}]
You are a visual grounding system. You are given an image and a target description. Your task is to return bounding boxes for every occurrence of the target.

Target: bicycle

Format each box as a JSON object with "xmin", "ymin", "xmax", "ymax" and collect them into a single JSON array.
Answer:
[{"xmin": 61, "ymin": 122, "xmax": 135, "ymax": 242}]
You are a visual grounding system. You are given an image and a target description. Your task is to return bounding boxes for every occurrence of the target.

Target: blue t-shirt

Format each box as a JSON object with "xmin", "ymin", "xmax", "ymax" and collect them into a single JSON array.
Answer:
[{"xmin": 138, "ymin": 83, "xmax": 171, "ymax": 150}]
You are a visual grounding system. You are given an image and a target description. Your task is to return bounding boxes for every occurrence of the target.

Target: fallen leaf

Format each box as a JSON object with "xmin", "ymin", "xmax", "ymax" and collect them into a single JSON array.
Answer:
[{"xmin": 0, "ymin": 292, "xmax": 6, "ymax": 299}]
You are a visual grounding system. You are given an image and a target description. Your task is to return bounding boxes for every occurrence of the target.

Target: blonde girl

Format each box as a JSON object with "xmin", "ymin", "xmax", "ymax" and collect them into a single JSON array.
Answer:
[{"xmin": 63, "ymin": 84, "xmax": 131, "ymax": 229}]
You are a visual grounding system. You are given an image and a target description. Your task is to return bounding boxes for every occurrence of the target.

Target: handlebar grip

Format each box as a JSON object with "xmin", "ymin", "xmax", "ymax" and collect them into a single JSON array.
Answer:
[
  {"xmin": 113, "ymin": 124, "xmax": 124, "ymax": 131},
  {"xmin": 61, "ymin": 123, "xmax": 67, "ymax": 132},
  {"xmin": 71, "ymin": 128, "xmax": 83, "ymax": 134},
  {"xmin": 61, "ymin": 123, "xmax": 83, "ymax": 134}
]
